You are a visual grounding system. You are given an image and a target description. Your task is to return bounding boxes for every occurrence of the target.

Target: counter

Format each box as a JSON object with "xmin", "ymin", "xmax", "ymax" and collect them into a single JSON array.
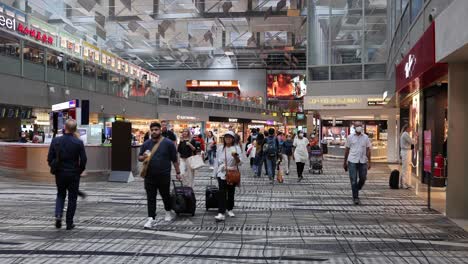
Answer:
[
  {"xmin": 325, "ymin": 145, "xmax": 387, "ymax": 160},
  {"xmin": 0, "ymin": 142, "xmax": 112, "ymax": 182}
]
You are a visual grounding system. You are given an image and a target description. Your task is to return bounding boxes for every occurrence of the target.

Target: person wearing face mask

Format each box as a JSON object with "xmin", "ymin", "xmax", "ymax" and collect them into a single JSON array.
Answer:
[
  {"xmin": 343, "ymin": 121, "xmax": 372, "ymax": 205},
  {"xmin": 293, "ymin": 131, "xmax": 309, "ymax": 182}
]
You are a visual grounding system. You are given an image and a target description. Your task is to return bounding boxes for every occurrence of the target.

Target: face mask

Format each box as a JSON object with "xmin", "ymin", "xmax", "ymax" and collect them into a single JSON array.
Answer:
[
  {"xmin": 298, "ymin": 133, "xmax": 304, "ymax": 137},
  {"xmin": 355, "ymin": 126, "xmax": 363, "ymax": 133}
]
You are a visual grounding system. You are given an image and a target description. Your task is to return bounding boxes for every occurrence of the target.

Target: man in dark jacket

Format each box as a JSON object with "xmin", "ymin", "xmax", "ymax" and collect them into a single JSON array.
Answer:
[
  {"xmin": 47, "ymin": 119, "xmax": 87, "ymax": 230},
  {"xmin": 139, "ymin": 122, "xmax": 181, "ymax": 229}
]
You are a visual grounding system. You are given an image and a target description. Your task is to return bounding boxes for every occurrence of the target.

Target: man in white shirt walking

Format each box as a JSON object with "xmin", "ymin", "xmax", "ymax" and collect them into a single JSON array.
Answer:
[
  {"xmin": 343, "ymin": 122, "xmax": 372, "ymax": 205},
  {"xmin": 400, "ymin": 125, "xmax": 414, "ymax": 189}
]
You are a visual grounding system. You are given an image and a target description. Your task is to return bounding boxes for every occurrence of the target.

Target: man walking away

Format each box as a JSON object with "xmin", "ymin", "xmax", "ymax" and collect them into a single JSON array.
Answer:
[
  {"xmin": 263, "ymin": 128, "xmax": 281, "ymax": 183},
  {"xmin": 400, "ymin": 125, "xmax": 414, "ymax": 189},
  {"xmin": 139, "ymin": 122, "xmax": 181, "ymax": 229},
  {"xmin": 343, "ymin": 121, "xmax": 372, "ymax": 205},
  {"xmin": 47, "ymin": 119, "xmax": 87, "ymax": 230}
]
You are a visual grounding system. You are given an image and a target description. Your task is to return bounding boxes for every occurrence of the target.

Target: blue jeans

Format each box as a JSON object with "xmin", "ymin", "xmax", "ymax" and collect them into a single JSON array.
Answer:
[
  {"xmin": 348, "ymin": 162, "xmax": 367, "ymax": 199},
  {"xmin": 265, "ymin": 157, "xmax": 277, "ymax": 180},
  {"xmin": 207, "ymin": 149, "xmax": 216, "ymax": 166},
  {"xmin": 254, "ymin": 154, "xmax": 263, "ymax": 177}
]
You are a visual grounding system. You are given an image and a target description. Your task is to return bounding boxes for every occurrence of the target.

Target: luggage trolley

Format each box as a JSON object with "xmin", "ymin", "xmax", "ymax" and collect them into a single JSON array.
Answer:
[{"xmin": 309, "ymin": 148, "xmax": 323, "ymax": 174}]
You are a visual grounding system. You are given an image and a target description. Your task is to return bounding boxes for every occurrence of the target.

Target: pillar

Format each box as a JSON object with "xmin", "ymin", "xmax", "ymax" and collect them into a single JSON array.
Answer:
[
  {"xmin": 386, "ymin": 110, "xmax": 399, "ymax": 163},
  {"xmin": 446, "ymin": 63, "xmax": 468, "ymax": 219}
]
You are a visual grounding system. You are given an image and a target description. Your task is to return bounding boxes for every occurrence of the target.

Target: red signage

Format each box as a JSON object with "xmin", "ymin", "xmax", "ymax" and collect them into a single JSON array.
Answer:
[
  {"xmin": 396, "ymin": 23, "xmax": 447, "ymax": 93},
  {"xmin": 424, "ymin": 130, "xmax": 432, "ymax": 173},
  {"xmin": 17, "ymin": 23, "xmax": 54, "ymax": 45}
]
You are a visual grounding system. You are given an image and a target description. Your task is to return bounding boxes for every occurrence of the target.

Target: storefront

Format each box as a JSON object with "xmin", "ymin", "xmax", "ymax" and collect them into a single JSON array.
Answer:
[
  {"xmin": 395, "ymin": 22, "xmax": 448, "ymax": 213},
  {"xmin": 0, "ymin": 104, "xmax": 33, "ymax": 142},
  {"xmin": 321, "ymin": 120, "xmax": 388, "ymax": 159},
  {"xmin": 159, "ymin": 113, "xmax": 208, "ymax": 139},
  {"xmin": 186, "ymin": 80, "xmax": 241, "ymax": 98},
  {"xmin": 208, "ymin": 116, "xmax": 251, "ymax": 143},
  {"xmin": 304, "ymin": 94, "xmax": 399, "ymax": 162}
]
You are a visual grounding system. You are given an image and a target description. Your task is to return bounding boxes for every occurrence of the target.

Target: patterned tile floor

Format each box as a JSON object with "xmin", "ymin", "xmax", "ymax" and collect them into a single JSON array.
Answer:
[{"xmin": 0, "ymin": 159, "xmax": 467, "ymax": 263}]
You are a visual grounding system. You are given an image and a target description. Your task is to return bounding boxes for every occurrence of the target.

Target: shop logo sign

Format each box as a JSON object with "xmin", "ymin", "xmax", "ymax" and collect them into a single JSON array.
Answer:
[
  {"xmin": 17, "ymin": 23, "xmax": 54, "ymax": 45},
  {"xmin": 404, "ymin": 54, "xmax": 416, "ymax": 79}
]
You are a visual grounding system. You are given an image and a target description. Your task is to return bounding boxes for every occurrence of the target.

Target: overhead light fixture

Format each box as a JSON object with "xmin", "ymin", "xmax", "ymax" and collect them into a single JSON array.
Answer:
[
  {"xmin": 225, "ymin": 51, "xmax": 234, "ymax": 56},
  {"xmin": 163, "ymin": 56, "xmax": 174, "ymax": 60}
]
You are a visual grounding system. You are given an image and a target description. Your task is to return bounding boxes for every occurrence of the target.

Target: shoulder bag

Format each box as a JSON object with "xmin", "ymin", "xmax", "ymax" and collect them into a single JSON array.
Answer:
[
  {"xmin": 140, "ymin": 137, "xmax": 164, "ymax": 178},
  {"xmin": 224, "ymin": 147, "xmax": 241, "ymax": 186}
]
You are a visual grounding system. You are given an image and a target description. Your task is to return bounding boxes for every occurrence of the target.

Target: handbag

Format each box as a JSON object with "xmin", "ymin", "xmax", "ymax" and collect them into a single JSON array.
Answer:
[
  {"xmin": 224, "ymin": 147, "xmax": 241, "ymax": 186},
  {"xmin": 140, "ymin": 137, "xmax": 164, "ymax": 178},
  {"xmin": 188, "ymin": 154, "xmax": 205, "ymax": 170}
]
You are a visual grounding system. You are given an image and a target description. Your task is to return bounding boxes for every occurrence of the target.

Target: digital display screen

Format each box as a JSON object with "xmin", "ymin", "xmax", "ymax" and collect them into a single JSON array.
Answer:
[{"xmin": 267, "ymin": 74, "xmax": 306, "ymax": 100}]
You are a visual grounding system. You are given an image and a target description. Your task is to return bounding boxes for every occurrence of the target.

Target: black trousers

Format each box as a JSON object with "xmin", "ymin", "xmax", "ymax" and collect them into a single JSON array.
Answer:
[
  {"xmin": 55, "ymin": 173, "xmax": 80, "ymax": 225},
  {"xmin": 296, "ymin": 162, "xmax": 305, "ymax": 178},
  {"xmin": 145, "ymin": 180, "xmax": 171, "ymax": 219},
  {"xmin": 217, "ymin": 178, "xmax": 236, "ymax": 214}
]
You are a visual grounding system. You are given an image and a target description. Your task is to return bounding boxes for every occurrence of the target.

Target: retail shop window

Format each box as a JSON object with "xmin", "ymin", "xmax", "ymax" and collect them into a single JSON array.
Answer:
[
  {"xmin": 331, "ymin": 65, "xmax": 362, "ymax": 80},
  {"xmin": 97, "ymin": 66, "xmax": 108, "ymax": 81},
  {"xmin": 0, "ymin": 32, "xmax": 20, "ymax": 58},
  {"xmin": 309, "ymin": 67, "xmax": 329, "ymax": 81},
  {"xmin": 47, "ymin": 49, "xmax": 63, "ymax": 70},
  {"xmin": 66, "ymin": 57, "xmax": 82, "ymax": 74},
  {"xmin": 83, "ymin": 62, "xmax": 95, "ymax": 78},
  {"xmin": 23, "ymin": 41, "xmax": 44, "ymax": 65},
  {"xmin": 364, "ymin": 64, "xmax": 385, "ymax": 79}
]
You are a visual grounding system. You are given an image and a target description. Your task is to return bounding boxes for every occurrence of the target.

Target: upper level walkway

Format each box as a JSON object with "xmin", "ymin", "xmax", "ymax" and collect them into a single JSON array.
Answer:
[{"xmin": 0, "ymin": 160, "xmax": 466, "ymax": 263}]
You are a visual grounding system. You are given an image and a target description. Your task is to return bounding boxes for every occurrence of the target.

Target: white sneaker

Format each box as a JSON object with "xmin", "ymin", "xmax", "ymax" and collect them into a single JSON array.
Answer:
[
  {"xmin": 214, "ymin": 213, "xmax": 225, "ymax": 221},
  {"xmin": 227, "ymin": 210, "xmax": 235, "ymax": 218},
  {"xmin": 143, "ymin": 217, "xmax": 155, "ymax": 229},
  {"xmin": 210, "ymin": 166, "xmax": 214, "ymax": 170},
  {"xmin": 164, "ymin": 211, "xmax": 175, "ymax": 222}
]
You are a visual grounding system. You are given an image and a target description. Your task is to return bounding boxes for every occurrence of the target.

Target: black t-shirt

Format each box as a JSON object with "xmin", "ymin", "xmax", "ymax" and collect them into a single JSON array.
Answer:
[
  {"xmin": 162, "ymin": 130, "xmax": 177, "ymax": 142},
  {"xmin": 178, "ymin": 139, "xmax": 198, "ymax": 158},
  {"xmin": 139, "ymin": 138, "xmax": 177, "ymax": 182}
]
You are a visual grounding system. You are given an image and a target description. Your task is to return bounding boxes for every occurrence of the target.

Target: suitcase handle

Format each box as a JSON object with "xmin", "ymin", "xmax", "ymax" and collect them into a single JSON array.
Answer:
[{"xmin": 172, "ymin": 179, "xmax": 183, "ymax": 188}]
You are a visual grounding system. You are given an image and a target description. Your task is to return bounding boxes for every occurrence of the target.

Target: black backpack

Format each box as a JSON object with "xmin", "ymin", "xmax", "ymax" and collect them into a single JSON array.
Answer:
[{"xmin": 389, "ymin": 170, "xmax": 400, "ymax": 189}]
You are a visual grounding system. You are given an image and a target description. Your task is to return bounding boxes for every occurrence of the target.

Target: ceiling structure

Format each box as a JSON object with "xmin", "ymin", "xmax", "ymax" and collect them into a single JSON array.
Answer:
[{"xmin": 14, "ymin": 0, "xmax": 308, "ymax": 71}]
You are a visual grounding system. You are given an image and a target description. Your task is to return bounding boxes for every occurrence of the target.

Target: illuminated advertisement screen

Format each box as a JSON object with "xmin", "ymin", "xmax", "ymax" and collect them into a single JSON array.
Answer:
[{"xmin": 267, "ymin": 74, "xmax": 306, "ymax": 100}]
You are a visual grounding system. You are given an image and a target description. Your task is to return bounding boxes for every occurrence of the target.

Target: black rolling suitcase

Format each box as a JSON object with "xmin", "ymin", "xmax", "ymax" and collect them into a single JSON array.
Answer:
[
  {"xmin": 205, "ymin": 177, "xmax": 219, "ymax": 210},
  {"xmin": 389, "ymin": 170, "xmax": 400, "ymax": 189},
  {"xmin": 171, "ymin": 180, "xmax": 196, "ymax": 216}
]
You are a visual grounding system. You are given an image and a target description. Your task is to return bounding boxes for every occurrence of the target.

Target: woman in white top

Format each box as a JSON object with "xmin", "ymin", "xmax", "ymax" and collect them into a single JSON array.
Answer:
[
  {"xmin": 400, "ymin": 125, "xmax": 414, "ymax": 189},
  {"xmin": 213, "ymin": 131, "xmax": 242, "ymax": 221},
  {"xmin": 293, "ymin": 131, "xmax": 309, "ymax": 182}
]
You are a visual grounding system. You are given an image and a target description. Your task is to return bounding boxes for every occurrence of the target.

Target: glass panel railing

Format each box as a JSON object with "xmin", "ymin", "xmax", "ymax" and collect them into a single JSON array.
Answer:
[
  {"xmin": 96, "ymin": 79, "xmax": 108, "ymax": 94},
  {"xmin": 23, "ymin": 61, "xmax": 45, "ymax": 81},
  {"xmin": 83, "ymin": 76, "xmax": 96, "ymax": 92},
  {"xmin": 67, "ymin": 72, "xmax": 81, "ymax": 88},
  {"xmin": 0, "ymin": 55, "xmax": 20, "ymax": 76},
  {"xmin": 47, "ymin": 67, "xmax": 65, "ymax": 85}
]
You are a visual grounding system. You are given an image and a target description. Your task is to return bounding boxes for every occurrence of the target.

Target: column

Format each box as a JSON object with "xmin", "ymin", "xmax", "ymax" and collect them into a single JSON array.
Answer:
[
  {"xmin": 446, "ymin": 63, "xmax": 468, "ymax": 219},
  {"xmin": 386, "ymin": 110, "xmax": 399, "ymax": 163}
]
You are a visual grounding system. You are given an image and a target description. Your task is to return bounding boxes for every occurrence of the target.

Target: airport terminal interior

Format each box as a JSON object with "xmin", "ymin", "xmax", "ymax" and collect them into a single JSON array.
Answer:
[{"xmin": 0, "ymin": 0, "xmax": 467, "ymax": 263}]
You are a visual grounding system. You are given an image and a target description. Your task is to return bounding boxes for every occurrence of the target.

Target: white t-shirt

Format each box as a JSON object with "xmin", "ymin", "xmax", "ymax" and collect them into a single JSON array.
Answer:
[
  {"xmin": 213, "ymin": 145, "xmax": 243, "ymax": 180},
  {"xmin": 345, "ymin": 133, "xmax": 372, "ymax": 164},
  {"xmin": 293, "ymin": 137, "xmax": 309, "ymax": 163}
]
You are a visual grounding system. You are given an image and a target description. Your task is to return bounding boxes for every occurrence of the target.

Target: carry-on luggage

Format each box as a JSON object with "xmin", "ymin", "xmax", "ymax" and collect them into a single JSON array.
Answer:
[
  {"xmin": 205, "ymin": 177, "xmax": 219, "ymax": 211},
  {"xmin": 389, "ymin": 170, "xmax": 400, "ymax": 189},
  {"xmin": 171, "ymin": 180, "xmax": 196, "ymax": 216}
]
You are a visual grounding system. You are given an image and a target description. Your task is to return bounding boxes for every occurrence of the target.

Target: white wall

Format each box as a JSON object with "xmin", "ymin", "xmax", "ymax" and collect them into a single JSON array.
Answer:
[
  {"xmin": 157, "ymin": 69, "xmax": 267, "ymax": 99},
  {"xmin": 436, "ymin": 0, "xmax": 468, "ymax": 62}
]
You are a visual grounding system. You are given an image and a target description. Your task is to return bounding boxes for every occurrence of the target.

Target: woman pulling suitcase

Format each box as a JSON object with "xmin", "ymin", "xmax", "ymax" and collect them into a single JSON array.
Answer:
[{"xmin": 212, "ymin": 131, "xmax": 242, "ymax": 221}]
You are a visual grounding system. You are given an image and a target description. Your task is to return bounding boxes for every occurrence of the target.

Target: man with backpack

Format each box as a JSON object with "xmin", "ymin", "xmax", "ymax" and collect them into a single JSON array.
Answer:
[{"xmin": 263, "ymin": 128, "xmax": 281, "ymax": 183}]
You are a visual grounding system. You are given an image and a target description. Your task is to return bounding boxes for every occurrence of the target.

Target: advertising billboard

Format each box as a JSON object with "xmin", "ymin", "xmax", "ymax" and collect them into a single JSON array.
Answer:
[{"xmin": 266, "ymin": 73, "xmax": 306, "ymax": 100}]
